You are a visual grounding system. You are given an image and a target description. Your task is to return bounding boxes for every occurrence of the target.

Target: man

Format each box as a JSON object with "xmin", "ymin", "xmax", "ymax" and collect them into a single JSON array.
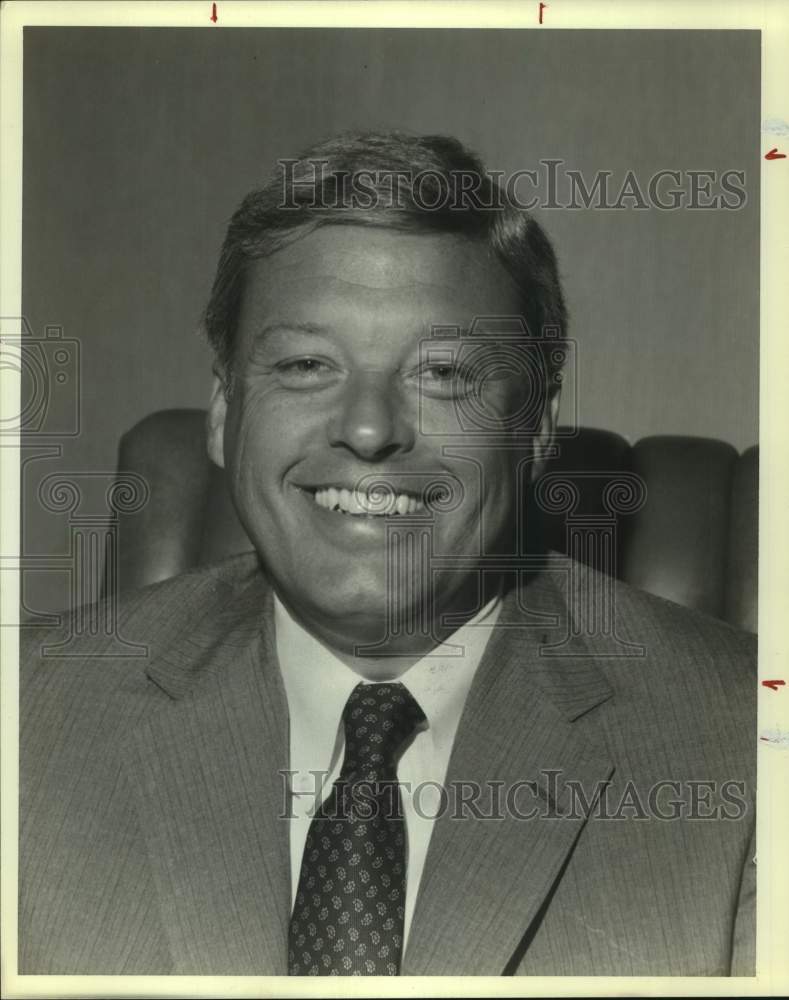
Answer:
[{"xmin": 19, "ymin": 131, "xmax": 756, "ymax": 976}]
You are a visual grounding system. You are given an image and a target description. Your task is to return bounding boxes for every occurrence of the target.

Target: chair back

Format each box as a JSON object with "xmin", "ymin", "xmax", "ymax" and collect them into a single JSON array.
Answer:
[{"xmin": 115, "ymin": 409, "xmax": 758, "ymax": 632}]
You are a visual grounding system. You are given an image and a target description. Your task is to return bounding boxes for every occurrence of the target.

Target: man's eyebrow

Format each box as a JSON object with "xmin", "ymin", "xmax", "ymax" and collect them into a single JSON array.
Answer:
[{"xmin": 254, "ymin": 321, "xmax": 334, "ymax": 340}]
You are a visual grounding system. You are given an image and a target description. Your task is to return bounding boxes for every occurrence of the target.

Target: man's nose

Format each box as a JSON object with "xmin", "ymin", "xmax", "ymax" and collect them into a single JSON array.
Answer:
[{"xmin": 327, "ymin": 370, "xmax": 415, "ymax": 461}]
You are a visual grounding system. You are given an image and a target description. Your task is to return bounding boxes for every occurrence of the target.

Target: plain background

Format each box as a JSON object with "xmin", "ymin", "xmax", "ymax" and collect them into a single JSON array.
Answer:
[{"xmin": 20, "ymin": 27, "xmax": 760, "ymax": 614}]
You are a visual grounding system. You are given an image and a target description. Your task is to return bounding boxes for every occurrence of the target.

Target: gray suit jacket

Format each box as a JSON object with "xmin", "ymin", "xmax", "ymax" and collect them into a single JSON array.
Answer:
[{"xmin": 19, "ymin": 552, "xmax": 756, "ymax": 975}]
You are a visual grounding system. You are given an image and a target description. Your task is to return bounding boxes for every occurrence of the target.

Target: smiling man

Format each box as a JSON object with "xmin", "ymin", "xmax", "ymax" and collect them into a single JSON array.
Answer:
[
  {"xmin": 206, "ymin": 226, "xmax": 545, "ymax": 665},
  {"xmin": 19, "ymin": 131, "xmax": 756, "ymax": 977}
]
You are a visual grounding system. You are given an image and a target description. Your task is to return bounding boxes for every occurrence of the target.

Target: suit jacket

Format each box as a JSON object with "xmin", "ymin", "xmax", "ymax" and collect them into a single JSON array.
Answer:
[{"xmin": 19, "ymin": 551, "xmax": 756, "ymax": 976}]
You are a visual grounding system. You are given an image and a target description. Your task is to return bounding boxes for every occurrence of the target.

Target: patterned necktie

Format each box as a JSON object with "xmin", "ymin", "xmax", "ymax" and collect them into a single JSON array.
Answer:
[{"xmin": 288, "ymin": 681, "xmax": 426, "ymax": 975}]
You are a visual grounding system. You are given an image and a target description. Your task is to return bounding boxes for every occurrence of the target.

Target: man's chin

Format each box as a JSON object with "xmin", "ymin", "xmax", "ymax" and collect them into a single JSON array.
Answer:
[
  {"xmin": 277, "ymin": 573, "xmax": 435, "ymax": 649},
  {"xmin": 305, "ymin": 586, "xmax": 394, "ymax": 632}
]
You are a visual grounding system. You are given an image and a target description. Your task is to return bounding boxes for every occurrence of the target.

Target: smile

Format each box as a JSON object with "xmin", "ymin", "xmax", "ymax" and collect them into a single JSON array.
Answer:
[{"xmin": 312, "ymin": 486, "xmax": 424, "ymax": 516}]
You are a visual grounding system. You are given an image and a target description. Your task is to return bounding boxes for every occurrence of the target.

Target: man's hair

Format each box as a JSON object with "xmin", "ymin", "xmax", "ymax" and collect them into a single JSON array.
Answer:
[{"xmin": 203, "ymin": 130, "xmax": 567, "ymax": 380}]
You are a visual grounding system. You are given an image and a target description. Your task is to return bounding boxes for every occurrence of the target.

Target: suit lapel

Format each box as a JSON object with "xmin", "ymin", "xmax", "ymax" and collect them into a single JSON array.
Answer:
[
  {"xmin": 123, "ymin": 571, "xmax": 292, "ymax": 974},
  {"xmin": 121, "ymin": 555, "xmax": 617, "ymax": 975},
  {"xmin": 403, "ymin": 561, "xmax": 615, "ymax": 975}
]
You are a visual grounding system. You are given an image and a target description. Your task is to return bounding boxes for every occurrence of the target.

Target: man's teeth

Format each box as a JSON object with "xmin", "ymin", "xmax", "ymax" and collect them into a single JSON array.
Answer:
[{"xmin": 313, "ymin": 487, "xmax": 424, "ymax": 516}]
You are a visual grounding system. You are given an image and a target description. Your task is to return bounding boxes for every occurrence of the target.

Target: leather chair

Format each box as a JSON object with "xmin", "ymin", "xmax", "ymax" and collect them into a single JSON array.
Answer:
[{"xmin": 114, "ymin": 409, "xmax": 758, "ymax": 632}]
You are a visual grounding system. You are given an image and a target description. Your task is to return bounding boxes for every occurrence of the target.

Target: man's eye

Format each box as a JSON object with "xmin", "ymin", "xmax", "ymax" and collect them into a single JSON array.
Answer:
[
  {"xmin": 280, "ymin": 358, "xmax": 325, "ymax": 374},
  {"xmin": 418, "ymin": 364, "xmax": 477, "ymax": 397},
  {"xmin": 427, "ymin": 365, "xmax": 455, "ymax": 381},
  {"xmin": 273, "ymin": 357, "xmax": 336, "ymax": 387}
]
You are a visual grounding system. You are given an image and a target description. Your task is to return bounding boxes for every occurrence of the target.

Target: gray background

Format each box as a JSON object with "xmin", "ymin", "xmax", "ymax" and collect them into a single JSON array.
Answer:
[{"xmin": 21, "ymin": 27, "xmax": 760, "ymax": 614}]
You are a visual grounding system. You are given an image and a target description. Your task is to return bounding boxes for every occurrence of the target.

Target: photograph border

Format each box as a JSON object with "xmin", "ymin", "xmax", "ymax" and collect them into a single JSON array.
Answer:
[{"xmin": 1, "ymin": 2, "xmax": 787, "ymax": 997}]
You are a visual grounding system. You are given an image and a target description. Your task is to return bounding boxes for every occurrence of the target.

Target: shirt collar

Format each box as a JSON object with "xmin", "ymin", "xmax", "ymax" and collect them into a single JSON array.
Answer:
[{"xmin": 274, "ymin": 592, "xmax": 503, "ymax": 774}]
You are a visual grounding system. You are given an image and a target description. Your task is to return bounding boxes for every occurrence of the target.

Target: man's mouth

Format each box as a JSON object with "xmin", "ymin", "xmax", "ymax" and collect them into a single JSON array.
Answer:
[{"xmin": 311, "ymin": 486, "xmax": 425, "ymax": 516}]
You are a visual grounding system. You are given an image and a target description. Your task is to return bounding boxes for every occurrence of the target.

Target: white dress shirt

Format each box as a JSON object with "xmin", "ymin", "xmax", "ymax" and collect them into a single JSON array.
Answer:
[{"xmin": 274, "ymin": 591, "xmax": 502, "ymax": 948}]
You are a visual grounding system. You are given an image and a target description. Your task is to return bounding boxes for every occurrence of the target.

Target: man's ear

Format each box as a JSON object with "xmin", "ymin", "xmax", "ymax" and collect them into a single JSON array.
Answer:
[
  {"xmin": 530, "ymin": 385, "xmax": 561, "ymax": 483},
  {"xmin": 206, "ymin": 371, "xmax": 228, "ymax": 469}
]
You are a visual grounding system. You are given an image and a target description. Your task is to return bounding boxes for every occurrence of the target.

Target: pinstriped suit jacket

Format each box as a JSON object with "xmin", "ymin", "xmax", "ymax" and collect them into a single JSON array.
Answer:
[{"xmin": 19, "ymin": 551, "xmax": 756, "ymax": 975}]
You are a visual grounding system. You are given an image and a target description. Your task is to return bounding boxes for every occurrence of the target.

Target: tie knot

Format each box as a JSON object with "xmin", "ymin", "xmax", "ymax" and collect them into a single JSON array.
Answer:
[{"xmin": 340, "ymin": 682, "xmax": 425, "ymax": 780}]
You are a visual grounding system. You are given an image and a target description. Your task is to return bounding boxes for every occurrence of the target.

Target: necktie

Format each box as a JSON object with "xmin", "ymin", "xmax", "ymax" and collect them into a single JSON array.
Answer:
[{"xmin": 288, "ymin": 681, "xmax": 426, "ymax": 975}]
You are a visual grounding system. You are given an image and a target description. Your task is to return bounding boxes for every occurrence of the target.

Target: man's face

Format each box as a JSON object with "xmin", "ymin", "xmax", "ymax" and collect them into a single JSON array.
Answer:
[{"xmin": 208, "ymin": 226, "xmax": 554, "ymax": 650}]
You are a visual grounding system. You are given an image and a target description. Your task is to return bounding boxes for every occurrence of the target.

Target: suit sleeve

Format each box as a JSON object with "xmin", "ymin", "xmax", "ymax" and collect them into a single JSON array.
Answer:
[{"xmin": 729, "ymin": 817, "xmax": 756, "ymax": 976}]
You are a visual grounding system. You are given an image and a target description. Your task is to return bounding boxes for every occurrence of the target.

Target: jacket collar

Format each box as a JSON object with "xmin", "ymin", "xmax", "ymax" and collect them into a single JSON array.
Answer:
[
  {"xmin": 131, "ymin": 553, "xmax": 616, "ymax": 974},
  {"xmin": 402, "ymin": 555, "xmax": 616, "ymax": 974},
  {"xmin": 128, "ymin": 563, "xmax": 291, "ymax": 973},
  {"xmin": 143, "ymin": 557, "xmax": 274, "ymax": 700},
  {"xmin": 143, "ymin": 552, "xmax": 615, "ymax": 720}
]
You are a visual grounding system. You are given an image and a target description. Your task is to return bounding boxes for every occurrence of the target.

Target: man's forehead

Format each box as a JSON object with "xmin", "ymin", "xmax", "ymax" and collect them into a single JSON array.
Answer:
[{"xmin": 243, "ymin": 226, "xmax": 518, "ymax": 296}]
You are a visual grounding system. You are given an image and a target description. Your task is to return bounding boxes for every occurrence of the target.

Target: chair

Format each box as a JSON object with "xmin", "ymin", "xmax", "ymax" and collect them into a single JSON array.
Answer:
[{"xmin": 113, "ymin": 409, "xmax": 758, "ymax": 632}]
